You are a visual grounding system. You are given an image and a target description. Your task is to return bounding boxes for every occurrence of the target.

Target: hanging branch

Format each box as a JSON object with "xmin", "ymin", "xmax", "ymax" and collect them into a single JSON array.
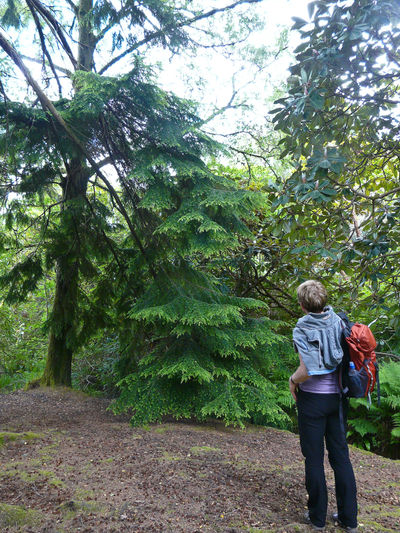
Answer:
[
  {"xmin": 20, "ymin": 54, "xmax": 72, "ymax": 76},
  {"xmin": 26, "ymin": 0, "xmax": 63, "ymax": 96},
  {"xmin": 65, "ymin": 0, "xmax": 78, "ymax": 16},
  {"xmin": 99, "ymin": 0, "xmax": 263, "ymax": 74},
  {"xmin": 83, "ymin": 195, "xmax": 127, "ymax": 278},
  {"xmin": 0, "ymin": 30, "xmax": 156, "ymax": 278},
  {"xmin": 0, "ymin": 79, "xmax": 10, "ymax": 168},
  {"xmin": 24, "ymin": 0, "xmax": 78, "ymax": 69}
]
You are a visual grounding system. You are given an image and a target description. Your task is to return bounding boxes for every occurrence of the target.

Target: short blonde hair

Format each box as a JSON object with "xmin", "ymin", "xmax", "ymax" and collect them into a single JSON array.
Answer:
[{"xmin": 297, "ymin": 280, "xmax": 327, "ymax": 313}]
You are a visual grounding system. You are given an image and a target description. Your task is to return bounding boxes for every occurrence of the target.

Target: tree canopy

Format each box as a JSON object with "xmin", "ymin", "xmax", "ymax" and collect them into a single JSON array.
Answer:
[
  {"xmin": 1, "ymin": 0, "xmax": 399, "ymax": 443},
  {"xmin": 269, "ymin": 0, "xmax": 400, "ymax": 340},
  {"xmin": 0, "ymin": 0, "xmax": 294, "ymax": 427}
]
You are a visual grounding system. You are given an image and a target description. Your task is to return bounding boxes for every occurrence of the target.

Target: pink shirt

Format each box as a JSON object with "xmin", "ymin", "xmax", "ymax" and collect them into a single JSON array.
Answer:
[{"xmin": 299, "ymin": 369, "xmax": 340, "ymax": 394}]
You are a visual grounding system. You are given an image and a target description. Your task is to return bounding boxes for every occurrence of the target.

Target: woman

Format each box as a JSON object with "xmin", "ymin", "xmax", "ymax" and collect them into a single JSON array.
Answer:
[{"xmin": 289, "ymin": 280, "xmax": 358, "ymax": 532}]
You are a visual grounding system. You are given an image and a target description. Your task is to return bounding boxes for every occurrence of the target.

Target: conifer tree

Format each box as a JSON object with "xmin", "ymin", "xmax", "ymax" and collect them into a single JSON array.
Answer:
[
  {"xmin": 0, "ymin": 0, "xmax": 291, "ymax": 427},
  {"xmin": 0, "ymin": 0, "xmax": 262, "ymax": 385},
  {"xmin": 111, "ymin": 151, "xmax": 290, "ymax": 426}
]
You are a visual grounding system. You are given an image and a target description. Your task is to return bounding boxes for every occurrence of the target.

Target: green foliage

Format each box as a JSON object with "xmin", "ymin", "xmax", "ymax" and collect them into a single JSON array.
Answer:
[
  {"xmin": 113, "ymin": 216, "xmax": 292, "ymax": 427},
  {"xmin": 0, "ymin": 299, "xmax": 48, "ymax": 391},
  {"xmin": 264, "ymin": 0, "xmax": 400, "ymax": 336},
  {"xmin": 347, "ymin": 361, "xmax": 400, "ymax": 459},
  {"xmin": 0, "ymin": 0, "xmax": 24, "ymax": 29},
  {"xmin": 0, "ymin": 1, "xmax": 294, "ymax": 428},
  {"xmin": 107, "ymin": 137, "xmax": 293, "ymax": 427},
  {"xmin": 0, "ymin": 0, "xmax": 268, "ymax": 391},
  {"xmin": 71, "ymin": 333, "xmax": 120, "ymax": 396}
]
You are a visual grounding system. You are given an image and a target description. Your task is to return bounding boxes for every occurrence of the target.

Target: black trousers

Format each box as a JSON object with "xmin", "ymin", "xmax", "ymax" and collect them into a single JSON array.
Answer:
[{"xmin": 297, "ymin": 390, "xmax": 358, "ymax": 528}]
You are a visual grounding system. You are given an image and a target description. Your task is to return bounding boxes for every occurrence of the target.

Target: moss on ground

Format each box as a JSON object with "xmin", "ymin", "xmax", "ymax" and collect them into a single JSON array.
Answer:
[
  {"xmin": 222, "ymin": 457, "xmax": 264, "ymax": 471},
  {"xmin": 39, "ymin": 470, "xmax": 66, "ymax": 487},
  {"xmin": 160, "ymin": 451, "xmax": 183, "ymax": 461},
  {"xmin": 0, "ymin": 463, "xmax": 65, "ymax": 487},
  {"xmin": 37, "ymin": 432, "xmax": 64, "ymax": 461},
  {"xmin": 190, "ymin": 445, "xmax": 221, "ymax": 455},
  {"xmin": 0, "ymin": 431, "xmax": 44, "ymax": 447},
  {"xmin": 58, "ymin": 499, "xmax": 105, "ymax": 520},
  {"xmin": 359, "ymin": 520, "xmax": 399, "ymax": 532},
  {"xmin": 0, "ymin": 502, "xmax": 42, "ymax": 529},
  {"xmin": 74, "ymin": 488, "xmax": 96, "ymax": 501},
  {"xmin": 153, "ymin": 425, "xmax": 172, "ymax": 434}
]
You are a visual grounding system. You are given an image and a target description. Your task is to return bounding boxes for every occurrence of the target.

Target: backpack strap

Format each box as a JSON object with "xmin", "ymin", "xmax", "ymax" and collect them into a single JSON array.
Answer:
[{"xmin": 375, "ymin": 362, "xmax": 381, "ymax": 406}]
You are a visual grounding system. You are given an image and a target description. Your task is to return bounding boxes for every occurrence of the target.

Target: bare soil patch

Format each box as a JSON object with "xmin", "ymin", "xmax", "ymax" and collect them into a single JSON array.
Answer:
[{"xmin": 0, "ymin": 388, "xmax": 399, "ymax": 532}]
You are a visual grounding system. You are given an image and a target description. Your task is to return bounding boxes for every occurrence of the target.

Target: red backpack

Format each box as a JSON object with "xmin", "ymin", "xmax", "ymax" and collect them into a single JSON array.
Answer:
[{"xmin": 337, "ymin": 312, "xmax": 380, "ymax": 403}]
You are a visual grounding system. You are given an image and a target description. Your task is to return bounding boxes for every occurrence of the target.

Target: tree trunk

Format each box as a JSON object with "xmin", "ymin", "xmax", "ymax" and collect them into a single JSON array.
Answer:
[
  {"xmin": 77, "ymin": 0, "xmax": 95, "ymax": 72},
  {"xmin": 41, "ymin": 261, "xmax": 78, "ymax": 386},
  {"xmin": 41, "ymin": 157, "xmax": 88, "ymax": 386},
  {"xmin": 41, "ymin": 0, "xmax": 94, "ymax": 386}
]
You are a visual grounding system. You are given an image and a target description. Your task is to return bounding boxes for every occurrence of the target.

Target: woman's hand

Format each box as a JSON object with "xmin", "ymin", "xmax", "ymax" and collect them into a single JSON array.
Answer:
[{"xmin": 289, "ymin": 376, "xmax": 298, "ymax": 402}]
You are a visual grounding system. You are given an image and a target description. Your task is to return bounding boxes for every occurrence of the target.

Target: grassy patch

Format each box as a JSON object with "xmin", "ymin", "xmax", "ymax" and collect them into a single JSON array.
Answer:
[
  {"xmin": 58, "ymin": 499, "xmax": 105, "ymax": 520},
  {"xmin": 360, "ymin": 519, "xmax": 399, "ymax": 532},
  {"xmin": 190, "ymin": 446, "xmax": 222, "ymax": 455},
  {"xmin": 37, "ymin": 436, "xmax": 62, "ymax": 461},
  {"xmin": 0, "ymin": 464, "xmax": 65, "ymax": 487},
  {"xmin": 361, "ymin": 504, "xmax": 400, "ymax": 519},
  {"xmin": 230, "ymin": 525, "xmax": 273, "ymax": 533},
  {"xmin": 154, "ymin": 426, "xmax": 171, "ymax": 434},
  {"xmin": 0, "ymin": 502, "xmax": 42, "ymax": 529},
  {"xmin": 230, "ymin": 523, "xmax": 306, "ymax": 533},
  {"xmin": 39, "ymin": 470, "xmax": 66, "ymax": 487},
  {"xmin": 0, "ymin": 431, "xmax": 44, "ymax": 447},
  {"xmin": 176, "ymin": 471, "xmax": 191, "ymax": 480},
  {"xmin": 160, "ymin": 451, "xmax": 183, "ymax": 461},
  {"xmin": 74, "ymin": 488, "xmax": 96, "ymax": 501}
]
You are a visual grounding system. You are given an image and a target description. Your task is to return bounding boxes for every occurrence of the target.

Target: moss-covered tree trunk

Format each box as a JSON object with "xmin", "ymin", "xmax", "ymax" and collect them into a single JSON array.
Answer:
[
  {"xmin": 41, "ymin": 159, "xmax": 88, "ymax": 386},
  {"xmin": 41, "ymin": 0, "xmax": 94, "ymax": 386},
  {"xmin": 42, "ymin": 261, "xmax": 77, "ymax": 387}
]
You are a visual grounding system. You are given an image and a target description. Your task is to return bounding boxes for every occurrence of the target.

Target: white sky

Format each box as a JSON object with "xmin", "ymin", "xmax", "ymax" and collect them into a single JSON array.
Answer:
[
  {"xmin": 2, "ymin": 0, "xmax": 311, "ymax": 118},
  {"xmin": 151, "ymin": 0, "xmax": 312, "ymax": 133},
  {"xmin": 0, "ymin": 0, "xmax": 312, "ymax": 195},
  {"xmin": 1, "ymin": 0, "xmax": 313, "ymax": 163}
]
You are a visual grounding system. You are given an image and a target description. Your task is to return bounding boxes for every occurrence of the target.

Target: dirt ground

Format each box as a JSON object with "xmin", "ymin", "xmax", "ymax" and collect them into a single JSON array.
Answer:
[{"xmin": 0, "ymin": 389, "xmax": 399, "ymax": 532}]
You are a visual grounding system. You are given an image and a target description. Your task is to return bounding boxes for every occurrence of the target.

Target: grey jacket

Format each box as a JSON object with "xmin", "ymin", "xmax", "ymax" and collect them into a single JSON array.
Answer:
[{"xmin": 293, "ymin": 306, "xmax": 343, "ymax": 375}]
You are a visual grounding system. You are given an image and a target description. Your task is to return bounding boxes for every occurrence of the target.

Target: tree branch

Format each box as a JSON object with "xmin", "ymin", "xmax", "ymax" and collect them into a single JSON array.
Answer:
[
  {"xmin": 0, "ymin": 30, "xmax": 156, "ymax": 278},
  {"xmin": 65, "ymin": 0, "xmax": 78, "ymax": 16},
  {"xmin": 20, "ymin": 54, "xmax": 72, "ymax": 76},
  {"xmin": 99, "ymin": 0, "xmax": 263, "ymax": 75},
  {"xmin": 26, "ymin": 0, "xmax": 63, "ymax": 96},
  {"xmin": 25, "ymin": 0, "xmax": 77, "ymax": 69}
]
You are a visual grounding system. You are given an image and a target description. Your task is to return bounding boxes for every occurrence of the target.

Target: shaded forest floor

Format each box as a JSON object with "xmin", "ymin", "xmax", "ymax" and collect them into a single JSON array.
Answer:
[{"xmin": 0, "ymin": 389, "xmax": 399, "ymax": 532}]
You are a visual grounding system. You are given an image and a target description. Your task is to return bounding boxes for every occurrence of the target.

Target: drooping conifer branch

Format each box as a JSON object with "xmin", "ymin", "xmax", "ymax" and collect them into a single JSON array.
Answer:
[{"xmin": 0, "ymin": 30, "xmax": 156, "ymax": 278}]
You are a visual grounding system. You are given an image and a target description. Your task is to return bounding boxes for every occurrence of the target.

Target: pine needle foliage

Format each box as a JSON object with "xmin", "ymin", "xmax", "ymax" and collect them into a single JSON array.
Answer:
[
  {"xmin": 113, "ymin": 167, "xmax": 290, "ymax": 426},
  {"xmin": 1, "ymin": 52, "xmax": 290, "ymax": 425}
]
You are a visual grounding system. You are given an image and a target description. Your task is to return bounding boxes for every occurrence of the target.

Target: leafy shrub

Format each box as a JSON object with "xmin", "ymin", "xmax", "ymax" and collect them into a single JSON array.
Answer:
[
  {"xmin": 0, "ymin": 300, "xmax": 48, "ymax": 391},
  {"xmin": 71, "ymin": 333, "xmax": 120, "ymax": 396},
  {"xmin": 347, "ymin": 360, "xmax": 400, "ymax": 459}
]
